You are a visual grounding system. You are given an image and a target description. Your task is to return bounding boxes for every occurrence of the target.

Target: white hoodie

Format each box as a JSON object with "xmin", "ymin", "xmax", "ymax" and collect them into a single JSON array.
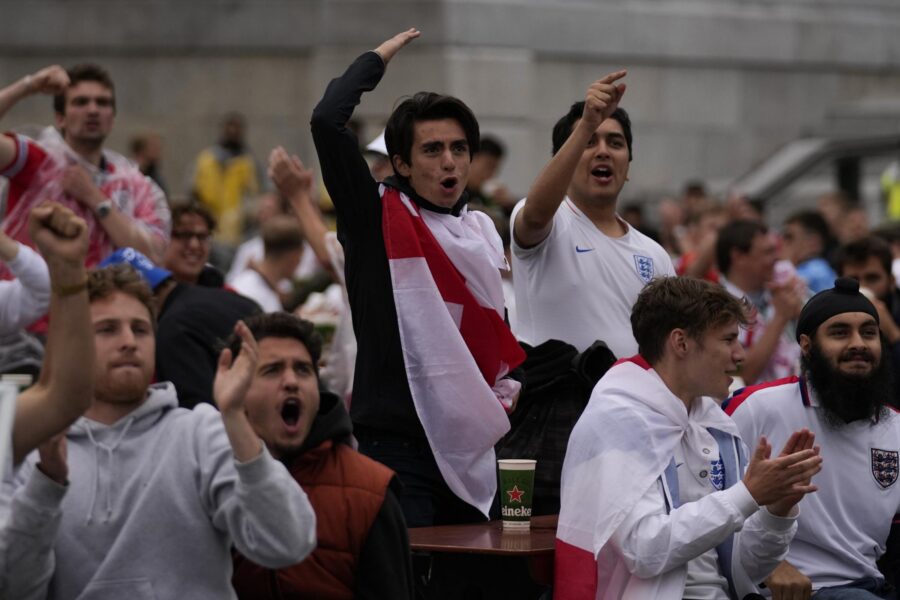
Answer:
[{"xmin": 5, "ymin": 383, "xmax": 316, "ymax": 600}]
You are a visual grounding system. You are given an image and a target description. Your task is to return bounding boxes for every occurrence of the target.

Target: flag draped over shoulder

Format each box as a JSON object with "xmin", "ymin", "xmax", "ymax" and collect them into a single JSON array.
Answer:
[
  {"xmin": 555, "ymin": 357, "xmax": 741, "ymax": 599},
  {"xmin": 381, "ymin": 185, "xmax": 525, "ymax": 517}
]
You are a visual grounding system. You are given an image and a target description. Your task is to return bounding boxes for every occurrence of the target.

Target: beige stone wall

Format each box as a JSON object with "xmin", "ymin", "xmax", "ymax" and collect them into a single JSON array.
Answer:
[{"xmin": 3, "ymin": 0, "xmax": 900, "ymax": 209}]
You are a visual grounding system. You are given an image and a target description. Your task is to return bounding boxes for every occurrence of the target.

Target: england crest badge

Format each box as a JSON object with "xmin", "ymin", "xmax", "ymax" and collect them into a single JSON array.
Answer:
[
  {"xmin": 633, "ymin": 255, "xmax": 654, "ymax": 284},
  {"xmin": 871, "ymin": 448, "xmax": 899, "ymax": 488}
]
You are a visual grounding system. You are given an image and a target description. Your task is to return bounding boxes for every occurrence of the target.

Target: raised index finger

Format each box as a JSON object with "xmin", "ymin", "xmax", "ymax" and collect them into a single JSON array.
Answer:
[{"xmin": 597, "ymin": 69, "xmax": 627, "ymax": 85}]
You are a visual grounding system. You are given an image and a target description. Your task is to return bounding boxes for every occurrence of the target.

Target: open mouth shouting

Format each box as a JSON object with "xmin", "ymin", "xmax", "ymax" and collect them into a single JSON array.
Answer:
[
  {"xmin": 439, "ymin": 176, "xmax": 459, "ymax": 194},
  {"xmin": 280, "ymin": 397, "xmax": 302, "ymax": 434},
  {"xmin": 591, "ymin": 166, "xmax": 614, "ymax": 185}
]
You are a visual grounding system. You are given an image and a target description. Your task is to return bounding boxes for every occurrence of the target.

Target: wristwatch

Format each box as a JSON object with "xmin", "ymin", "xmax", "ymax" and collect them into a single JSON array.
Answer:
[{"xmin": 95, "ymin": 199, "xmax": 113, "ymax": 219}]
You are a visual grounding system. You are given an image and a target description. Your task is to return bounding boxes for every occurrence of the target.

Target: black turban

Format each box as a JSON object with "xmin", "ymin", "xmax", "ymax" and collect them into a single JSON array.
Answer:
[{"xmin": 796, "ymin": 277, "xmax": 879, "ymax": 341}]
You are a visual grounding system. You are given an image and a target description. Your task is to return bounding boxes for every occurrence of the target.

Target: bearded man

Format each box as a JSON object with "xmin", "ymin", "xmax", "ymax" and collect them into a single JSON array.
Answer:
[{"xmin": 726, "ymin": 277, "xmax": 900, "ymax": 600}]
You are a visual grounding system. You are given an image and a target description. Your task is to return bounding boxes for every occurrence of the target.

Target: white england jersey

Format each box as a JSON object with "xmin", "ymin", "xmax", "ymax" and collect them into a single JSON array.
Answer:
[
  {"xmin": 510, "ymin": 197, "xmax": 675, "ymax": 356},
  {"xmin": 727, "ymin": 376, "xmax": 900, "ymax": 590}
]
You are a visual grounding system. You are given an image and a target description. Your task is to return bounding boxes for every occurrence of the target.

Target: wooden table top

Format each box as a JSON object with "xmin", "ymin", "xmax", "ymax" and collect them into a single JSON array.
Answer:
[{"xmin": 408, "ymin": 514, "xmax": 558, "ymax": 557}]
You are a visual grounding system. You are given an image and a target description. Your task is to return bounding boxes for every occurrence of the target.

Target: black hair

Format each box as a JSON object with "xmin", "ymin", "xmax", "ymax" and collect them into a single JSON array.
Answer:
[
  {"xmin": 551, "ymin": 103, "xmax": 632, "ymax": 160},
  {"xmin": 784, "ymin": 210, "xmax": 834, "ymax": 251},
  {"xmin": 477, "ymin": 135, "xmax": 505, "ymax": 158},
  {"xmin": 384, "ymin": 92, "xmax": 480, "ymax": 175},
  {"xmin": 226, "ymin": 312, "xmax": 323, "ymax": 375},
  {"xmin": 715, "ymin": 220, "xmax": 768, "ymax": 275},
  {"xmin": 53, "ymin": 64, "xmax": 115, "ymax": 115},
  {"xmin": 834, "ymin": 236, "xmax": 893, "ymax": 277}
]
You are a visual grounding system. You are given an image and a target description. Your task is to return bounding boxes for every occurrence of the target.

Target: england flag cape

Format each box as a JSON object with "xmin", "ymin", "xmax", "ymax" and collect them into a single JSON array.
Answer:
[
  {"xmin": 381, "ymin": 184, "xmax": 525, "ymax": 517},
  {"xmin": 555, "ymin": 356, "xmax": 751, "ymax": 599}
]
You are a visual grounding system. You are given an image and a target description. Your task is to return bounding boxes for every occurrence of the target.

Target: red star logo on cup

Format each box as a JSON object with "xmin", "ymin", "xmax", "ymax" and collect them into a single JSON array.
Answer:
[{"xmin": 507, "ymin": 485, "xmax": 525, "ymax": 503}]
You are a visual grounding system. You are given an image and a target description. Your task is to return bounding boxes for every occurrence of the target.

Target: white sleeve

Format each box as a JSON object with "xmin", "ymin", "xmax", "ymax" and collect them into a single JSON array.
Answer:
[
  {"xmin": 609, "ymin": 478, "xmax": 759, "ymax": 579},
  {"xmin": 510, "ymin": 198, "xmax": 556, "ymax": 258},
  {"xmin": 0, "ymin": 244, "xmax": 50, "ymax": 335},
  {"xmin": 735, "ymin": 506, "xmax": 797, "ymax": 585},
  {"xmin": 196, "ymin": 408, "xmax": 317, "ymax": 568}
]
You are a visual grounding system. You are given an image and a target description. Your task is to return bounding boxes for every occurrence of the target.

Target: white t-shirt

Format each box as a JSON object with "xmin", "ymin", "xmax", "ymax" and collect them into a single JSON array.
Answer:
[
  {"xmin": 727, "ymin": 377, "xmax": 900, "ymax": 590},
  {"xmin": 230, "ymin": 269, "xmax": 283, "ymax": 313},
  {"xmin": 510, "ymin": 197, "xmax": 675, "ymax": 356},
  {"xmin": 226, "ymin": 237, "xmax": 320, "ymax": 289}
]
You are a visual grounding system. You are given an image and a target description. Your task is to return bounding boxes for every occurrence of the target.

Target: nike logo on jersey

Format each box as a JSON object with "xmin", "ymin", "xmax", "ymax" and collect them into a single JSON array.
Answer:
[{"xmin": 575, "ymin": 246, "xmax": 594, "ymax": 253}]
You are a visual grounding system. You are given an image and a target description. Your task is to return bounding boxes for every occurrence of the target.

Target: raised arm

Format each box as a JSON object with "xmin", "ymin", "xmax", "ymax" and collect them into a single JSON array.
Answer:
[
  {"xmin": 207, "ymin": 321, "xmax": 316, "ymax": 567},
  {"xmin": 268, "ymin": 146, "xmax": 334, "ymax": 276},
  {"xmin": 373, "ymin": 28, "xmax": 420, "ymax": 65},
  {"xmin": 738, "ymin": 280, "xmax": 803, "ymax": 384},
  {"xmin": 310, "ymin": 29, "xmax": 418, "ymax": 234},
  {"xmin": 12, "ymin": 203, "xmax": 92, "ymax": 464},
  {"xmin": 0, "ymin": 66, "xmax": 69, "ymax": 170},
  {"xmin": 59, "ymin": 165, "xmax": 168, "ymax": 262},
  {"xmin": 514, "ymin": 71, "xmax": 626, "ymax": 248}
]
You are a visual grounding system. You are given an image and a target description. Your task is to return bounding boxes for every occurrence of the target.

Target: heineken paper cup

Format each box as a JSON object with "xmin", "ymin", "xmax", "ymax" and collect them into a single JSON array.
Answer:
[{"xmin": 498, "ymin": 459, "xmax": 536, "ymax": 530}]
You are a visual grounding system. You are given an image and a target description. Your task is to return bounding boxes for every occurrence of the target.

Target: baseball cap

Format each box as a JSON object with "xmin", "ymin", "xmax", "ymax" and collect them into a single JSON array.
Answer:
[{"xmin": 99, "ymin": 248, "xmax": 173, "ymax": 291}]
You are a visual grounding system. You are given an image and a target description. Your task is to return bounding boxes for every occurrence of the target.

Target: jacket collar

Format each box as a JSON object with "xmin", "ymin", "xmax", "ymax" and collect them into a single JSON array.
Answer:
[{"xmin": 383, "ymin": 175, "xmax": 468, "ymax": 217}]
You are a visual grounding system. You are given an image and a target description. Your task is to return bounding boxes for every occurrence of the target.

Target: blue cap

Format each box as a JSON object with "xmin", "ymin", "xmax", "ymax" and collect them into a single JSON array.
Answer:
[{"xmin": 99, "ymin": 248, "xmax": 172, "ymax": 290}]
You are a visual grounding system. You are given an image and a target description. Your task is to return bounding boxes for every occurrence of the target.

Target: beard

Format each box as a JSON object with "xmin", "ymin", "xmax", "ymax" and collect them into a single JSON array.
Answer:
[
  {"xmin": 95, "ymin": 367, "xmax": 151, "ymax": 406},
  {"xmin": 803, "ymin": 340, "xmax": 894, "ymax": 428}
]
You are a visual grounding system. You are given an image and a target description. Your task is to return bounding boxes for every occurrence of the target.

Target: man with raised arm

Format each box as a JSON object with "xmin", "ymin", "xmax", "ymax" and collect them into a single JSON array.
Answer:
[
  {"xmin": 5, "ymin": 266, "xmax": 315, "ymax": 599},
  {"xmin": 9, "ymin": 204, "xmax": 93, "ymax": 463},
  {"xmin": 556, "ymin": 277, "xmax": 822, "ymax": 599},
  {"xmin": 511, "ymin": 74, "xmax": 675, "ymax": 357},
  {"xmin": 0, "ymin": 203, "xmax": 93, "ymax": 597},
  {"xmin": 0, "ymin": 64, "xmax": 169, "ymax": 270},
  {"xmin": 311, "ymin": 29, "xmax": 524, "ymax": 526}
]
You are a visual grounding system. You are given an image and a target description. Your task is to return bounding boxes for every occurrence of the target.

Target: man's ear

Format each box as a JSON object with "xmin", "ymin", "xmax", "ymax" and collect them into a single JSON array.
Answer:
[
  {"xmin": 668, "ymin": 328, "xmax": 690, "ymax": 358},
  {"xmin": 798, "ymin": 333, "xmax": 811, "ymax": 356},
  {"xmin": 392, "ymin": 154, "xmax": 411, "ymax": 178}
]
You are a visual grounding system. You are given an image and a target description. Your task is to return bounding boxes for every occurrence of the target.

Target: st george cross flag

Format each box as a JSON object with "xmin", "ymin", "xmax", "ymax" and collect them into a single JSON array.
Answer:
[
  {"xmin": 381, "ymin": 185, "xmax": 525, "ymax": 517},
  {"xmin": 555, "ymin": 357, "xmax": 743, "ymax": 599}
]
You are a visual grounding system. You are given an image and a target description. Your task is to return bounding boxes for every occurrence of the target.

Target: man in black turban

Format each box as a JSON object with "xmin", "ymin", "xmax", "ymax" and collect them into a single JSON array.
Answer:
[{"xmin": 725, "ymin": 277, "xmax": 899, "ymax": 599}]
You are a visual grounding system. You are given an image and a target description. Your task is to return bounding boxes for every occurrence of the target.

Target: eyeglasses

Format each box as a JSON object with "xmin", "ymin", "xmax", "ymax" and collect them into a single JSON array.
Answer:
[{"xmin": 171, "ymin": 230, "xmax": 211, "ymax": 243}]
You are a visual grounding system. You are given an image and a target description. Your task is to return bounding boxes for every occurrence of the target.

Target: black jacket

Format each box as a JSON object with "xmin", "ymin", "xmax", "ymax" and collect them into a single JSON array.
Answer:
[{"xmin": 155, "ymin": 283, "xmax": 261, "ymax": 408}]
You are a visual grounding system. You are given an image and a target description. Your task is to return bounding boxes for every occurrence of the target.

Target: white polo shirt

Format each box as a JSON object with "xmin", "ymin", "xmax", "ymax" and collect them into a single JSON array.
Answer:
[
  {"xmin": 510, "ymin": 197, "xmax": 675, "ymax": 356},
  {"xmin": 726, "ymin": 376, "xmax": 900, "ymax": 590}
]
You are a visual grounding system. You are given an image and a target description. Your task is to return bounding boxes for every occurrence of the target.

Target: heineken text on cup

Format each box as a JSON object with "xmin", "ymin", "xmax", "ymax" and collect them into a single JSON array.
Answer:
[{"xmin": 498, "ymin": 459, "xmax": 536, "ymax": 530}]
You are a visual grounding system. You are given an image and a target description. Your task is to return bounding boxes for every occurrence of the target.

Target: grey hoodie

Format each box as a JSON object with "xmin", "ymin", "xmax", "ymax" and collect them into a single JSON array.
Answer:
[{"xmin": 7, "ymin": 383, "xmax": 316, "ymax": 600}]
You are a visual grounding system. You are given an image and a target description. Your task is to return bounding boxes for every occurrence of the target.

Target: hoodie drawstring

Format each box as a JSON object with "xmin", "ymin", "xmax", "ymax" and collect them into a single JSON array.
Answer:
[{"xmin": 83, "ymin": 417, "xmax": 135, "ymax": 524}]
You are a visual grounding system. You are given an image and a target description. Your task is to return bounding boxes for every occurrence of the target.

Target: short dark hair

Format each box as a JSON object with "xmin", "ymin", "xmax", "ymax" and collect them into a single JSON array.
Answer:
[
  {"xmin": 683, "ymin": 180, "xmax": 707, "ymax": 197},
  {"xmin": 88, "ymin": 264, "xmax": 156, "ymax": 326},
  {"xmin": 385, "ymin": 92, "xmax": 480, "ymax": 175},
  {"xmin": 170, "ymin": 202, "xmax": 216, "ymax": 232},
  {"xmin": 262, "ymin": 216, "xmax": 303, "ymax": 259},
  {"xmin": 227, "ymin": 312, "xmax": 322, "ymax": 375},
  {"xmin": 53, "ymin": 64, "xmax": 116, "ymax": 115},
  {"xmin": 834, "ymin": 236, "xmax": 893, "ymax": 277},
  {"xmin": 784, "ymin": 210, "xmax": 833, "ymax": 250},
  {"xmin": 715, "ymin": 220, "xmax": 768, "ymax": 276},
  {"xmin": 477, "ymin": 135, "xmax": 505, "ymax": 159},
  {"xmin": 551, "ymin": 104, "xmax": 633, "ymax": 160},
  {"xmin": 631, "ymin": 276, "xmax": 751, "ymax": 365}
]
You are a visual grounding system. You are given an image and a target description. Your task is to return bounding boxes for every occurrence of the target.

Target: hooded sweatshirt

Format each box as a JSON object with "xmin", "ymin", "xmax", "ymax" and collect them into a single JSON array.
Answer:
[{"xmin": 8, "ymin": 382, "xmax": 316, "ymax": 600}]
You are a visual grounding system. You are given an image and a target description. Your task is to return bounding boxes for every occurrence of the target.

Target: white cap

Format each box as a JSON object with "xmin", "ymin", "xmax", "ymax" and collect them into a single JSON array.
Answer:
[{"xmin": 365, "ymin": 130, "xmax": 388, "ymax": 156}]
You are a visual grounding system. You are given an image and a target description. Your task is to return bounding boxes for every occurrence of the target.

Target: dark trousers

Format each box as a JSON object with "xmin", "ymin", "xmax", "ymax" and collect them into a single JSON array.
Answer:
[
  {"xmin": 356, "ymin": 429, "xmax": 488, "ymax": 528},
  {"xmin": 814, "ymin": 577, "xmax": 897, "ymax": 599}
]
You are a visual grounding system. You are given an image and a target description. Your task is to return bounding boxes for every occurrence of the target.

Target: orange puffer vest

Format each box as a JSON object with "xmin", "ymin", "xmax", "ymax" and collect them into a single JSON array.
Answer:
[{"xmin": 233, "ymin": 440, "xmax": 394, "ymax": 599}]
